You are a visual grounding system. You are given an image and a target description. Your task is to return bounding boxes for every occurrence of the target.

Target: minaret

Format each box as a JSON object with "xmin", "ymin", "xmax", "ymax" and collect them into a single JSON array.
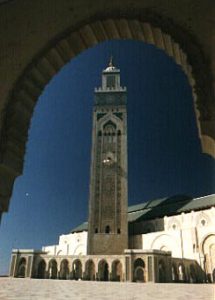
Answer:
[{"xmin": 87, "ymin": 58, "xmax": 128, "ymax": 255}]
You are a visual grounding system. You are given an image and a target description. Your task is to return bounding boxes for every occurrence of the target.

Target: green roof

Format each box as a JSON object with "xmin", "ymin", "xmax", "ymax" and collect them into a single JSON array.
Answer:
[
  {"xmin": 70, "ymin": 194, "xmax": 215, "ymax": 233},
  {"xmin": 70, "ymin": 222, "xmax": 88, "ymax": 233}
]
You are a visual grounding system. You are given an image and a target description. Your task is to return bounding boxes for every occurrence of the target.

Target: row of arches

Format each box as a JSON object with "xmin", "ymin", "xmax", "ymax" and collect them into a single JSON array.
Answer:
[
  {"xmin": 15, "ymin": 256, "xmax": 207, "ymax": 283},
  {"xmin": 17, "ymin": 257, "xmax": 146, "ymax": 282},
  {"xmin": 132, "ymin": 258, "xmax": 204, "ymax": 283},
  {"xmin": 18, "ymin": 258, "xmax": 124, "ymax": 281},
  {"xmin": 171, "ymin": 262, "xmax": 205, "ymax": 283}
]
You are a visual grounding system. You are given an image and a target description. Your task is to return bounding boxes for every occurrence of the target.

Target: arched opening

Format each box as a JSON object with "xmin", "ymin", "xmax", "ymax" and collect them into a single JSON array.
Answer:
[
  {"xmin": 98, "ymin": 260, "xmax": 109, "ymax": 281},
  {"xmin": 0, "ymin": 18, "xmax": 214, "ymax": 274},
  {"xmin": 202, "ymin": 234, "xmax": 215, "ymax": 282},
  {"xmin": 48, "ymin": 259, "xmax": 58, "ymax": 279},
  {"xmin": 0, "ymin": 11, "xmax": 214, "ymax": 228},
  {"xmin": 59, "ymin": 259, "xmax": 69, "ymax": 280},
  {"xmin": 171, "ymin": 263, "xmax": 178, "ymax": 282},
  {"xmin": 16, "ymin": 258, "xmax": 26, "ymax": 278},
  {"xmin": 112, "ymin": 260, "xmax": 123, "ymax": 281},
  {"xmin": 3, "ymin": 17, "xmax": 213, "ymax": 177},
  {"xmin": 85, "ymin": 259, "xmax": 95, "ymax": 281},
  {"xmin": 178, "ymin": 263, "xmax": 185, "ymax": 282},
  {"xmin": 189, "ymin": 264, "xmax": 197, "ymax": 283},
  {"xmin": 158, "ymin": 260, "xmax": 166, "ymax": 283},
  {"xmin": 133, "ymin": 258, "xmax": 145, "ymax": 282},
  {"xmin": 37, "ymin": 259, "xmax": 46, "ymax": 279},
  {"xmin": 105, "ymin": 225, "xmax": 110, "ymax": 234},
  {"xmin": 160, "ymin": 246, "xmax": 169, "ymax": 252},
  {"xmin": 72, "ymin": 259, "xmax": 82, "ymax": 280}
]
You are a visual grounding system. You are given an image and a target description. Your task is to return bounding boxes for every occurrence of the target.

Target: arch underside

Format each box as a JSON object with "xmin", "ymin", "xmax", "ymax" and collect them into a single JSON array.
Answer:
[{"xmin": 0, "ymin": 13, "xmax": 214, "ymax": 214}]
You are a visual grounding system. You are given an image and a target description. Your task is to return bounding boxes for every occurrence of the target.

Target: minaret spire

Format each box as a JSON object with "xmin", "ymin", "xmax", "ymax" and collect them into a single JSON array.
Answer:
[{"xmin": 109, "ymin": 55, "xmax": 113, "ymax": 67}]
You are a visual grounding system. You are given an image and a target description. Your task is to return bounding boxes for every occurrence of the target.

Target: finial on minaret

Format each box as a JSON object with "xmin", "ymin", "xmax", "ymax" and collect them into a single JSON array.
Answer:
[
  {"xmin": 104, "ymin": 56, "xmax": 117, "ymax": 72},
  {"xmin": 109, "ymin": 55, "xmax": 113, "ymax": 67}
]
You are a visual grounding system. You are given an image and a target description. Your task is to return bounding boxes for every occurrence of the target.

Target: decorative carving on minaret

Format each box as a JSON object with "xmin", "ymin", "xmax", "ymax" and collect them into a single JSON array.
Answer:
[{"xmin": 88, "ymin": 59, "xmax": 128, "ymax": 255}]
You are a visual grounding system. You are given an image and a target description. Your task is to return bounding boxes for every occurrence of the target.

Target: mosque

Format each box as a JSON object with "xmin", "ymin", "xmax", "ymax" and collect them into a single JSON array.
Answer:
[{"xmin": 9, "ymin": 60, "xmax": 215, "ymax": 283}]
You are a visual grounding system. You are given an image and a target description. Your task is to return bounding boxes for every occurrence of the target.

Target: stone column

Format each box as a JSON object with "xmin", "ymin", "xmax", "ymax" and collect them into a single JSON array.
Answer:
[
  {"xmin": 9, "ymin": 254, "xmax": 17, "ymax": 277},
  {"xmin": 165, "ymin": 255, "xmax": 172, "ymax": 282},
  {"xmin": 154, "ymin": 256, "xmax": 158, "ymax": 283},
  {"xmin": 147, "ymin": 256, "xmax": 154, "ymax": 282},
  {"xmin": 57, "ymin": 266, "xmax": 61, "ymax": 279},
  {"xmin": 45, "ymin": 262, "xmax": 49, "ymax": 279},
  {"xmin": 125, "ymin": 255, "xmax": 131, "ymax": 282},
  {"xmin": 26, "ymin": 255, "xmax": 33, "ymax": 278}
]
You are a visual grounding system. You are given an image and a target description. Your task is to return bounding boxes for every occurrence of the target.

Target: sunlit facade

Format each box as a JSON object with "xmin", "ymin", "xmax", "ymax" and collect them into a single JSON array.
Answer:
[{"xmin": 10, "ymin": 62, "xmax": 215, "ymax": 283}]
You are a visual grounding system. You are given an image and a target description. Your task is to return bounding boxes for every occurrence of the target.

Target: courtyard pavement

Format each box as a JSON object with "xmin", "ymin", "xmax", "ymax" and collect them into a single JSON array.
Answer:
[{"xmin": 0, "ymin": 278, "xmax": 214, "ymax": 300}]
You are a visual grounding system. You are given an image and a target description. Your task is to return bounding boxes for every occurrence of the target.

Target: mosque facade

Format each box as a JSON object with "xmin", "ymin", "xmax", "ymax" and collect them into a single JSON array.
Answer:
[{"xmin": 9, "ymin": 61, "xmax": 215, "ymax": 283}]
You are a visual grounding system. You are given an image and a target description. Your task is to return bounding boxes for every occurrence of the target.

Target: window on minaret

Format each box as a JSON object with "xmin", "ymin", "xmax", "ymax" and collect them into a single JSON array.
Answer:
[
  {"xmin": 105, "ymin": 225, "xmax": 110, "ymax": 234},
  {"xmin": 106, "ymin": 75, "xmax": 116, "ymax": 88}
]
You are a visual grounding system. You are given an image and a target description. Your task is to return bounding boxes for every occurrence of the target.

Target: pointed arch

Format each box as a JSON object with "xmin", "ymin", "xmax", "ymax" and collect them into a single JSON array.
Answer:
[
  {"xmin": 98, "ymin": 259, "xmax": 109, "ymax": 281},
  {"xmin": 48, "ymin": 259, "xmax": 58, "ymax": 279},
  {"xmin": 16, "ymin": 257, "xmax": 27, "ymax": 278},
  {"xmin": 112, "ymin": 260, "xmax": 123, "ymax": 281},
  {"xmin": 133, "ymin": 258, "xmax": 145, "ymax": 282},
  {"xmin": 158, "ymin": 259, "xmax": 166, "ymax": 283},
  {"xmin": 172, "ymin": 263, "xmax": 178, "ymax": 282},
  {"xmin": 37, "ymin": 259, "xmax": 46, "ymax": 279},
  {"xmin": 85, "ymin": 259, "xmax": 95, "ymax": 281},
  {"xmin": 97, "ymin": 112, "xmax": 124, "ymax": 133},
  {"xmin": 59, "ymin": 259, "xmax": 69, "ymax": 280},
  {"xmin": 72, "ymin": 259, "xmax": 82, "ymax": 280},
  {"xmin": 178, "ymin": 263, "xmax": 186, "ymax": 282},
  {"xmin": 1, "ymin": 8, "xmax": 214, "ymax": 219},
  {"xmin": 195, "ymin": 211, "xmax": 211, "ymax": 228}
]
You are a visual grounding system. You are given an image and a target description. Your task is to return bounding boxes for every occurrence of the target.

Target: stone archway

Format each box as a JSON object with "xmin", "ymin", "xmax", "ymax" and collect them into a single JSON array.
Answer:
[
  {"xmin": 72, "ymin": 259, "xmax": 82, "ymax": 280},
  {"xmin": 171, "ymin": 263, "xmax": 178, "ymax": 282},
  {"xmin": 98, "ymin": 260, "xmax": 109, "ymax": 281},
  {"xmin": 85, "ymin": 259, "xmax": 95, "ymax": 281},
  {"xmin": 158, "ymin": 260, "xmax": 166, "ymax": 283},
  {"xmin": 16, "ymin": 258, "xmax": 26, "ymax": 278},
  {"xmin": 189, "ymin": 264, "xmax": 197, "ymax": 283},
  {"xmin": 133, "ymin": 258, "xmax": 145, "ymax": 282},
  {"xmin": 111, "ymin": 260, "xmax": 123, "ymax": 281},
  {"xmin": 201, "ymin": 234, "xmax": 215, "ymax": 282},
  {"xmin": 59, "ymin": 259, "xmax": 69, "ymax": 280},
  {"xmin": 0, "ymin": 1, "xmax": 214, "ymax": 218},
  {"xmin": 178, "ymin": 263, "xmax": 186, "ymax": 282},
  {"xmin": 37, "ymin": 259, "xmax": 46, "ymax": 279},
  {"xmin": 48, "ymin": 259, "xmax": 58, "ymax": 279}
]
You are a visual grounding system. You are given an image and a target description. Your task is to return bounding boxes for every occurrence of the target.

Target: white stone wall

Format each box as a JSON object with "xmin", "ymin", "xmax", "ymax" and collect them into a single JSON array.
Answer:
[
  {"xmin": 140, "ymin": 206, "xmax": 215, "ymax": 265},
  {"xmin": 42, "ymin": 231, "xmax": 87, "ymax": 256},
  {"xmin": 42, "ymin": 206, "xmax": 215, "ymax": 267}
]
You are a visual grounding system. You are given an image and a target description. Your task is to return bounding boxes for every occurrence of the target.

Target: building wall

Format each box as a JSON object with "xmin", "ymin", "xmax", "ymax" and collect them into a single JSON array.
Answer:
[
  {"xmin": 42, "ymin": 206, "xmax": 215, "ymax": 270},
  {"xmin": 136, "ymin": 206, "xmax": 215, "ymax": 267},
  {"xmin": 42, "ymin": 231, "xmax": 87, "ymax": 256},
  {"xmin": 11, "ymin": 205, "xmax": 215, "ymax": 282}
]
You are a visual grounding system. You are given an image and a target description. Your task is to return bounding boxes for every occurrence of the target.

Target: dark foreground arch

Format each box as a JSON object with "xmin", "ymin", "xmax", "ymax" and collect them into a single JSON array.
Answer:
[{"xmin": 0, "ymin": 0, "xmax": 214, "ymax": 219}]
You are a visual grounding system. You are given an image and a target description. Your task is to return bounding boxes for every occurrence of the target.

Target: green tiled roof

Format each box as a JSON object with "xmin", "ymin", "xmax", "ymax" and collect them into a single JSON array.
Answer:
[
  {"xmin": 70, "ymin": 194, "xmax": 215, "ymax": 233},
  {"xmin": 70, "ymin": 222, "xmax": 88, "ymax": 233}
]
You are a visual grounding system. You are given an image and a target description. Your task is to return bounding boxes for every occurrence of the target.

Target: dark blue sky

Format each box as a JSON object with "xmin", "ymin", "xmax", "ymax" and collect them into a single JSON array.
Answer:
[{"xmin": 0, "ymin": 40, "xmax": 215, "ymax": 275}]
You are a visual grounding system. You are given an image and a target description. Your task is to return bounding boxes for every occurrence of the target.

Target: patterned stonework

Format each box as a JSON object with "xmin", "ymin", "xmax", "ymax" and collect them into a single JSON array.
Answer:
[{"xmin": 88, "ymin": 63, "xmax": 128, "ymax": 254}]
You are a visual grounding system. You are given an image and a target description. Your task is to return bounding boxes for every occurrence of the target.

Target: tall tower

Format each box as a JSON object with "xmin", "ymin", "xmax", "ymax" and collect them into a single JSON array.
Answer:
[{"xmin": 88, "ymin": 59, "xmax": 128, "ymax": 255}]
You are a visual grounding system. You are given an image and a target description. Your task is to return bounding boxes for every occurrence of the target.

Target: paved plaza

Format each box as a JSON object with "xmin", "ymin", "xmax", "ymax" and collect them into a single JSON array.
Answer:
[{"xmin": 0, "ymin": 278, "xmax": 214, "ymax": 300}]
